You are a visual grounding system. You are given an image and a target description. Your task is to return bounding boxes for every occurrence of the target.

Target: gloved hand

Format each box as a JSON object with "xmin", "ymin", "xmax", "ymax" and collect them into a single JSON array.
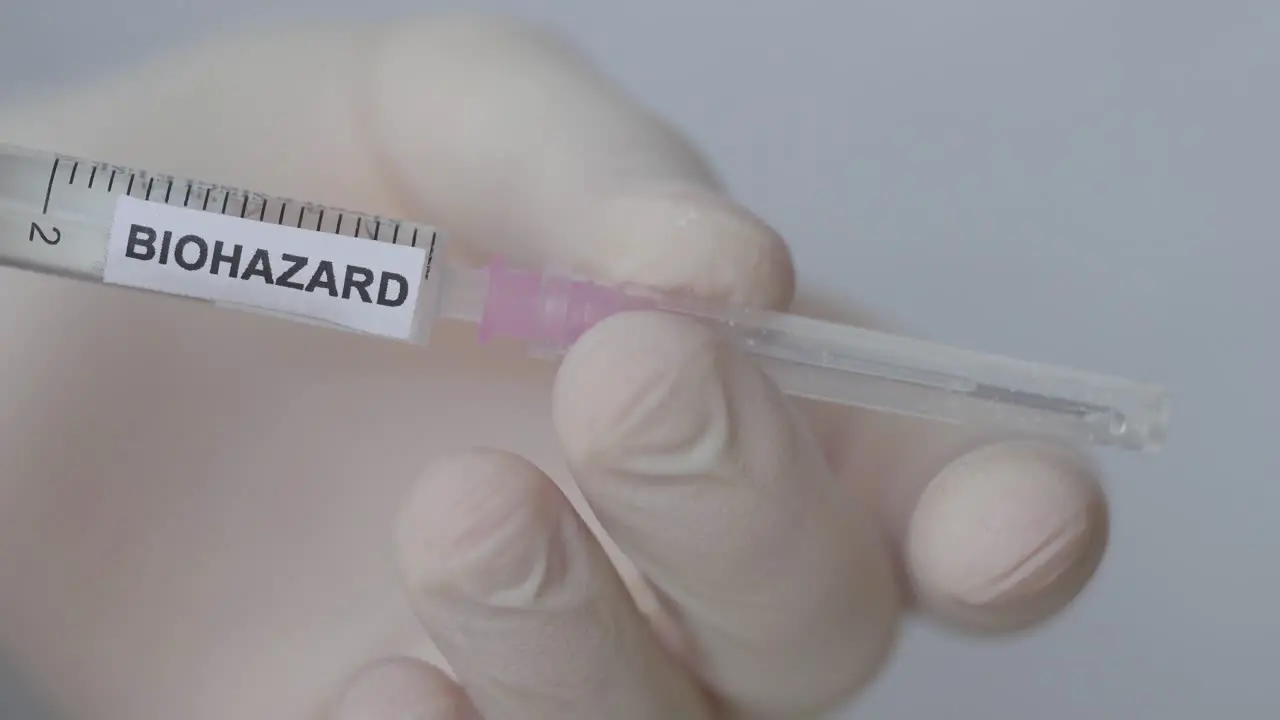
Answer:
[{"xmin": 0, "ymin": 15, "xmax": 1109, "ymax": 720}]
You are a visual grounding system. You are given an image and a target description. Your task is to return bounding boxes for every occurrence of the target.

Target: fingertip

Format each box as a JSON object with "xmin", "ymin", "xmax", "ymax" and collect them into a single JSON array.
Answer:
[
  {"xmin": 552, "ymin": 310, "xmax": 732, "ymax": 476},
  {"xmin": 574, "ymin": 184, "xmax": 796, "ymax": 310},
  {"xmin": 331, "ymin": 657, "xmax": 476, "ymax": 720},
  {"xmin": 395, "ymin": 448, "xmax": 559, "ymax": 606},
  {"xmin": 905, "ymin": 440, "xmax": 1109, "ymax": 633}
]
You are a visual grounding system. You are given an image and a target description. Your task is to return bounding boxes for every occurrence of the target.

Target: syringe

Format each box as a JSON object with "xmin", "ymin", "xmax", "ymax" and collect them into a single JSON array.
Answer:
[{"xmin": 0, "ymin": 142, "xmax": 1168, "ymax": 452}]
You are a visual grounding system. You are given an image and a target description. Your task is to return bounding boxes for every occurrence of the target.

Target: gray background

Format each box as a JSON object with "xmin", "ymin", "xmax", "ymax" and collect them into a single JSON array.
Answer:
[{"xmin": 2, "ymin": 0, "xmax": 1275, "ymax": 717}]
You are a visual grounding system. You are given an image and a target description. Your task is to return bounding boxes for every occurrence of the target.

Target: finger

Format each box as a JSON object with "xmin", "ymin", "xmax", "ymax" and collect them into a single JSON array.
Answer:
[
  {"xmin": 793, "ymin": 297, "xmax": 1111, "ymax": 633},
  {"xmin": 368, "ymin": 18, "xmax": 795, "ymax": 307},
  {"xmin": 903, "ymin": 439, "xmax": 1109, "ymax": 632},
  {"xmin": 329, "ymin": 657, "xmax": 478, "ymax": 720},
  {"xmin": 0, "ymin": 16, "xmax": 793, "ymax": 309},
  {"xmin": 553, "ymin": 311, "xmax": 901, "ymax": 718},
  {"xmin": 395, "ymin": 447, "xmax": 715, "ymax": 720}
]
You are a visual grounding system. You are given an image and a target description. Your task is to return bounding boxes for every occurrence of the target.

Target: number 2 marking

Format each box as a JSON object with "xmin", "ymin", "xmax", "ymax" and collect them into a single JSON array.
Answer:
[{"xmin": 29, "ymin": 222, "xmax": 61, "ymax": 245}]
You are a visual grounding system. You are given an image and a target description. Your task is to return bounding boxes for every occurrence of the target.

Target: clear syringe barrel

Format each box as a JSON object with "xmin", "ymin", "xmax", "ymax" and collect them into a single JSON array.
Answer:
[
  {"xmin": 0, "ymin": 142, "xmax": 1169, "ymax": 452},
  {"xmin": 439, "ymin": 259, "xmax": 1167, "ymax": 452}
]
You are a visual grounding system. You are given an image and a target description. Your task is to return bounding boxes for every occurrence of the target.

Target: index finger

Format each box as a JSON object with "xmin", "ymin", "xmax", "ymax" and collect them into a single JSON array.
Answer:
[{"xmin": 0, "ymin": 17, "xmax": 794, "ymax": 311}]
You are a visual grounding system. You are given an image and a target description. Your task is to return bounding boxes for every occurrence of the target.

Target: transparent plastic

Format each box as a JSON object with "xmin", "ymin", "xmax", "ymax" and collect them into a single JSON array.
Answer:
[{"xmin": 0, "ymin": 143, "xmax": 1169, "ymax": 452}]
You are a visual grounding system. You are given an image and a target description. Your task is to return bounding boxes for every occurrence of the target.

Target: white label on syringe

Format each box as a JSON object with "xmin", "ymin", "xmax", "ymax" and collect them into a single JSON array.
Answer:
[{"xmin": 103, "ymin": 196, "xmax": 428, "ymax": 340}]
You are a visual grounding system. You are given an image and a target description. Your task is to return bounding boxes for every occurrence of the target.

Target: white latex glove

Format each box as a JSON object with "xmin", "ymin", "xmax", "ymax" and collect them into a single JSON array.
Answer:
[{"xmin": 0, "ymin": 15, "xmax": 1110, "ymax": 720}]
